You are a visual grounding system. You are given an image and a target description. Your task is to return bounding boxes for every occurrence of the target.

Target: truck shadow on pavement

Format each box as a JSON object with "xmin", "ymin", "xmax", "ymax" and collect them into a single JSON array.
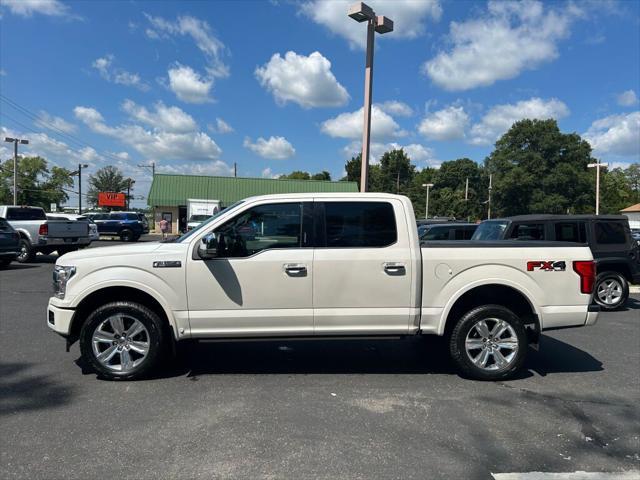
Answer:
[
  {"xmin": 149, "ymin": 334, "xmax": 603, "ymax": 380},
  {"xmin": 0, "ymin": 362, "xmax": 74, "ymax": 416}
]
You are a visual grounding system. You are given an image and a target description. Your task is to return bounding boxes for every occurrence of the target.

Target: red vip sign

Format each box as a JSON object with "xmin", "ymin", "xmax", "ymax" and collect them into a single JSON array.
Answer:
[{"xmin": 98, "ymin": 192, "xmax": 126, "ymax": 207}]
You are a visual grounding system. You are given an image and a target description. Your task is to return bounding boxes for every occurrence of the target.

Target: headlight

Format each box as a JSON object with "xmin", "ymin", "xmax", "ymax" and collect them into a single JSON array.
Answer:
[{"xmin": 53, "ymin": 265, "xmax": 76, "ymax": 299}]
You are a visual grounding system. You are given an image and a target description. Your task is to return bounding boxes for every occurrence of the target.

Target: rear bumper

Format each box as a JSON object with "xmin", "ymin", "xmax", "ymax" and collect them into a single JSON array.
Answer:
[
  {"xmin": 47, "ymin": 299, "xmax": 75, "ymax": 336},
  {"xmin": 540, "ymin": 303, "xmax": 599, "ymax": 330},
  {"xmin": 38, "ymin": 237, "xmax": 91, "ymax": 247},
  {"xmin": 631, "ymin": 272, "xmax": 640, "ymax": 285}
]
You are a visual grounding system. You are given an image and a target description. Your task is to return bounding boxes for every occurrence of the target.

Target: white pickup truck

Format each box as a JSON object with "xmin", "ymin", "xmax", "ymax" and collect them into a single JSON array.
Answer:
[{"xmin": 47, "ymin": 193, "xmax": 599, "ymax": 381}]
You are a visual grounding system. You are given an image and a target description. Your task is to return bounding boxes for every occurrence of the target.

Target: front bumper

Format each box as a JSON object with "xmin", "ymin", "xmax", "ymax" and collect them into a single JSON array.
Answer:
[{"xmin": 47, "ymin": 298, "xmax": 75, "ymax": 336}]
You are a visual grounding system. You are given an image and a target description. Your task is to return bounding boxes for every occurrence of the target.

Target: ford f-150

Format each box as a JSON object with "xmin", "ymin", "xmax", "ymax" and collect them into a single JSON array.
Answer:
[{"xmin": 47, "ymin": 193, "xmax": 599, "ymax": 381}]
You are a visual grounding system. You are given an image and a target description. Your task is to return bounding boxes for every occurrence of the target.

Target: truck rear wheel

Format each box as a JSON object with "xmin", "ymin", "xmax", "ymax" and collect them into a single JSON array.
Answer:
[
  {"xmin": 594, "ymin": 272, "xmax": 628, "ymax": 311},
  {"xmin": 79, "ymin": 301, "xmax": 166, "ymax": 380},
  {"xmin": 120, "ymin": 229, "xmax": 134, "ymax": 242},
  {"xmin": 448, "ymin": 304, "xmax": 527, "ymax": 381},
  {"xmin": 16, "ymin": 238, "xmax": 35, "ymax": 263}
]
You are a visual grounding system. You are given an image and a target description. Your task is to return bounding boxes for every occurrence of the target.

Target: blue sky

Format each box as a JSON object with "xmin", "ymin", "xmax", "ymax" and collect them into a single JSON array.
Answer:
[{"xmin": 1, "ymin": 0, "xmax": 639, "ymax": 209}]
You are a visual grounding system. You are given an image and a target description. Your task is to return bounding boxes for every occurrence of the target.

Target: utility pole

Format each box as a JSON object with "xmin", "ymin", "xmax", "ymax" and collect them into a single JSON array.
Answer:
[
  {"xmin": 487, "ymin": 174, "xmax": 493, "ymax": 220},
  {"xmin": 137, "ymin": 162, "xmax": 155, "ymax": 177},
  {"xmin": 234, "ymin": 162, "xmax": 237, "ymax": 178},
  {"xmin": 70, "ymin": 164, "xmax": 89, "ymax": 214},
  {"xmin": 588, "ymin": 160, "xmax": 609, "ymax": 215},
  {"xmin": 126, "ymin": 178, "xmax": 134, "ymax": 210},
  {"xmin": 4, "ymin": 136, "xmax": 29, "ymax": 205},
  {"xmin": 464, "ymin": 177, "xmax": 469, "ymax": 222},
  {"xmin": 348, "ymin": 2, "xmax": 393, "ymax": 192}
]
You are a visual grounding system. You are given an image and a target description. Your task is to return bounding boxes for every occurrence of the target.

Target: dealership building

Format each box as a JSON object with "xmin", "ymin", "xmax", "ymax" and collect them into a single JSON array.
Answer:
[
  {"xmin": 621, "ymin": 203, "xmax": 640, "ymax": 229},
  {"xmin": 147, "ymin": 173, "xmax": 359, "ymax": 233}
]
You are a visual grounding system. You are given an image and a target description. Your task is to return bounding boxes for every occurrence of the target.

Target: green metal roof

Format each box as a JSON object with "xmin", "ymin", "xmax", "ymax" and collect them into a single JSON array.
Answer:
[{"xmin": 147, "ymin": 174, "xmax": 358, "ymax": 207}]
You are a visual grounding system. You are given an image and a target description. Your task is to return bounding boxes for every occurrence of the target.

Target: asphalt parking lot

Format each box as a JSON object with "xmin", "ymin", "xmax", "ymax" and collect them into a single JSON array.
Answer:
[{"xmin": 1, "ymin": 239, "xmax": 639, "ymax": 479}]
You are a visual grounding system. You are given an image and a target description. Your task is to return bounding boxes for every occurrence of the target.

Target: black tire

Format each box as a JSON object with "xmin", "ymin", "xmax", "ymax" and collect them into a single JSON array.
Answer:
[
  {"xmin": 448, "ymin": 304, "xmax": 528, "ymax": 381},
  {"xmin": 593, "ymin": 272, "xmax": 629, "ymax": 311},
  {"xmin": 16, "ymin": 238, "xmax": 35, "ymax": 263},
  {"xmin": 120, "ymin": 229, "xmax": 134, "ymax": 242},
  {"xmin": 79, "ymin": 301, "xmax": 166, "ymax": 380},
  {"xmin": 0, "ymin": 259, "xmax": 11, "ymax": 269},
  {"xmin": 132, "ymin": 234, "xmax": 141, "ymax": 242}
]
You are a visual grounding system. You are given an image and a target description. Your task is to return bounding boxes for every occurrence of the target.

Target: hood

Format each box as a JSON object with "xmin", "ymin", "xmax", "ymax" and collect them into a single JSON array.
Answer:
[{"xmin": 57, "ymin": 242, "xmax": 164, "ymax": 263}]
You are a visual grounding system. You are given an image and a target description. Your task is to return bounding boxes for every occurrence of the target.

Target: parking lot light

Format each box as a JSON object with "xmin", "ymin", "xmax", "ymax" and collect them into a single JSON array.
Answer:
[
  {"xmin": 5, "ymin": 136, "xmax": 29, "ymax": 206},
  {"xmin": 422, "ymin": 183, "xmax": 434, "ymax": 219}
]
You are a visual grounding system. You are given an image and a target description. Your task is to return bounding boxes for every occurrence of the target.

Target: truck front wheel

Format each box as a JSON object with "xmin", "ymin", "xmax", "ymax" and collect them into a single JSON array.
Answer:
[
  {"xmin": 79, "ymin": 301, "xmax": 166, "ymax": 380},
  {"xmin": 448, "ymin": 305, "xmax": 527, "ymax": 381}
]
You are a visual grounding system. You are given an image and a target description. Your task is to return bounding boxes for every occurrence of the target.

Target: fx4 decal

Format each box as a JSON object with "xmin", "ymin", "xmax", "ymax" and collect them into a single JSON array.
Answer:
[{"xmin": 527, "ymin": 261, "xmax": 567, "ymax": 272}]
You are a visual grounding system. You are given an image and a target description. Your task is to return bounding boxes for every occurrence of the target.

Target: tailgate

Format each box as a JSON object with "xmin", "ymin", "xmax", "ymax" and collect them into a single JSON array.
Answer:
[{"xmin": 47, "ymin": 220, "xmax": 89, "ymax": 238}]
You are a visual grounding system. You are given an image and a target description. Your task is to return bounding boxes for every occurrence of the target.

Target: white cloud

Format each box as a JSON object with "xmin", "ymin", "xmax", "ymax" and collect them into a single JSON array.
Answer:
[
  {"xmin": 207, "ymin": 118, "xmax": 234, "ymax": 134},
  {"xmin": 321, "ymin": 106, "xmax": 405, "ymax": 141},
  {"xmin": 418, "ymin": 106, "xmax": 469, "ymax": 141},
  {"xmin": 0, "ymin": 69, "xmax": 7, "ymax": 76},
  {"xmin": 167, "ymin": 65, "xmax": 213, "ymax": 104},
  {"xmin": 583, "ymin": 111, "xmax": 640, "ymax": 158},
  {"xmin": 243, "ymin": 136, "xmax": 295, "ymax": 160},
  {"xmin": 261, "ymin": 167, "xmax": 281, "ymax": 179},
  {"xmin": 160, "ymin": 161, "xmax": 233, "ymax": 177},
  {"xmin": 378, "ymin": 101, "xmax": 414, "ymax": 117},
  {"xmin": 74, "ymin": 105, "xmax": 223, "ymax": 161},
  {"xmin": 145, "ymin": 14, "xmax": 229, "ymax": 78},
  {"xmin": 92, "ymin": 55, "xmax": 149, "ymax": 91},
  {"xmin": 255, "ymin": 51, "xmax": 349, "ymax": 108},
  {"xmin": 35, "ymin": 111, "xmax": 77, "ymax": 134},
  {"xmin": 424, "ymin": 0, "xmax": 579, "ymax": 91},
  {"xmin": 0, "ymin": 0, "xmax": 76, "ymax": 18},
  {"xmin": 145, "ymin": 14, "xmax": 229, "ymax": 103},
  {"xmin": 301, "ymin": 0, "xmax": 442, "ymax": 49},
  {"xmin": 342, "ymin": 140, "xmax": 439, "ymax": 167},
  {"xmin": 469, "ymin": 97, "xmax": 570, "ymax": 145},
  {"xmin": 617, "ymin": 90, "xmax": 639, "ymax": 107},
  {"xmin": 122, "ymin": 99, "xmax": 197, "ymax": 133}
]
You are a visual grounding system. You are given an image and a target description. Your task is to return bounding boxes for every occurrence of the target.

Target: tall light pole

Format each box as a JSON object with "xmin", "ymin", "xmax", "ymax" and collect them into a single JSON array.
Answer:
[
  {"xmin": 70, "ymin": 164, "xmax": 89, "ymax": 214},
  {"xmin": 588, "ymin": 160, "xmax": 608, "ymax": 215},
  {"xmin": 348, "ymin": 2, "xmax": 393, "ymax": 192},
  {"xmin": 4, "ymin": 137, "xmax": 29, "ymax": 205},
  {"xmin": 487, "ymin": 174, "xmax": 493, "ymax": 220},
  {"xmin": 422, "ymin": 183, "xmax": 434, "ymax": 219}
]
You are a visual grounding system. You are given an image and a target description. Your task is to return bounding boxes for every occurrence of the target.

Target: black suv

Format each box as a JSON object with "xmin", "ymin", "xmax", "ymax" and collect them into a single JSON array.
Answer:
[
  {"xmin": 419, "ymin": 223, "xmax": 478, "ymax": 241},
  {"xmin": 85, "ymin": 212, "xmax": 149, "ymax": 242},
  {"xmin": 472, "ymin": 215, "xmax": 640, "ymax": 310}
]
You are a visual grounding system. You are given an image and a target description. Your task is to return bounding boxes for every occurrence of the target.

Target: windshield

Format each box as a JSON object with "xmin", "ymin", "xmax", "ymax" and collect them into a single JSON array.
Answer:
[
  {"xmin": 177, "ymin": 201, "xmax": 244, "ymax": 242},
  {"xmin": 471, "ymin": 221, "xmax": 509, "ymax": 240},
  {"xmin": 189, "ymin": 214, "xmax": 211, "ymax": 222}
]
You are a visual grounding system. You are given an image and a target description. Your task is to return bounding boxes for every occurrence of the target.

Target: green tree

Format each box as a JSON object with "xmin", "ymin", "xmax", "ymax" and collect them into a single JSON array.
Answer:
[
  {"xmin": 485, "ymin": 119, "xmax": 595, "ymax": 216},
  {"xmin": 600, "ymin": 167, "xmax": 634, "ymax": 214},
  {"xmin": 624, "ymin": 163, "xmax": 640, "ymax": 204},
  {"xmin": 87, "ymin": 165, "xmax": 131, "ymax": 207},
  {"xmin": 311, "ymin": 171, "xmax": 331, "ymax": 181},
  {"xmin": 0, "ymin": 156, "xmax": 73, "ymax": 208}
]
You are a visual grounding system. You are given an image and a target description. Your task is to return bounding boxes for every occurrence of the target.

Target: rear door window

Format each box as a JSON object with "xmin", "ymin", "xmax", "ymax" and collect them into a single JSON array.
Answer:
[
  {"xmin": 322, "ymin": 202, "xmax": 396, "ymax": 248},
  {"xmin": 423, "ymin": 226, "xmax": 451, "ymax": 241},
  {"xmin": 595, "ymin": 222, "xmax": 627, "ymax": 244},
  {"xmin": 509, "ymin": 223, "xmax": 545, "ymax": 240}
]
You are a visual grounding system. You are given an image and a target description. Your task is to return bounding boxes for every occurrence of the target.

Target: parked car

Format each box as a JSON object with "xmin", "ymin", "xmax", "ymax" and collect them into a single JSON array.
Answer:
[
  {"xmin": 472, "ymin": 215, "xmax": 640, "ymax": 310},
  {"xmin": 187, "ymin": 214, "xmax": 212, "ymax": 232},
  {"xmin": 85, "ymin": 211, "xmax": 149, "ymax": 242},
  {"xmin": 48, "ymin": 193, "xmax": 598, "ymax": 381},
  {"xmin": 0, "ymin": 206, "xmax": 91, "ymax": 262},
  {"xmin": 0, "ymin": 217, "xmax": 20, "ymax": 268},
  {"xmin": 47, "ymin": 213, "xmax": 99, "ymax": 243},
  {"xmin": 631, "ymin": 229, "xmax": 640, "ymax": 245},
  {"xmin": 420, "ymin": 223, "xmax": 478, "ymax": 241}
]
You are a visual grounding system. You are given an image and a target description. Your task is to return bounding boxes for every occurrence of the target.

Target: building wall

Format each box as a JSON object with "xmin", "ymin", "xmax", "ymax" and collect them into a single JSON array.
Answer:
[
  {"xmin": 623, "ymin": 212, "xmax": 640, "ymax": 229},
  {"xmin": 154, "ymin": 206, "xmax": 179, "ymax": 233}
]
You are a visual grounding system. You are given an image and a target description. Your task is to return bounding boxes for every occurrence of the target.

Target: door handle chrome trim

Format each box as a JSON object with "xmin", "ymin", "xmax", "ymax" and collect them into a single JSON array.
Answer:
[
  {"xmin": 383, "ymin": 262, "xmax": 406, "ymax": 275},
  {"xmin": 284, "ymin": 263, "xmax": 307, "ymax": 276}
]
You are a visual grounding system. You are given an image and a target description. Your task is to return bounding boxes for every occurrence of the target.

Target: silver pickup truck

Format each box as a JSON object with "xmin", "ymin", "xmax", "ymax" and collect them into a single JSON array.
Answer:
[{"xmin": 0, "ymin": 206, "xmax": 91, "ymax": 262}]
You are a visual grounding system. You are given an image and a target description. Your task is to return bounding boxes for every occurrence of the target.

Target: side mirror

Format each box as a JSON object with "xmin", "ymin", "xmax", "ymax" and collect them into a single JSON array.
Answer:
[{"xmin": 198, "ymin": 232, "xmax": 218, "ymax": 259}]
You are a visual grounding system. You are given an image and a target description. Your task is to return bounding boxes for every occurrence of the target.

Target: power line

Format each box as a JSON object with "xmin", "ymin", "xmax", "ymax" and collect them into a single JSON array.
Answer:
[{"xmin": 0, "ymin": 94, "xmax": 130, "ymax": 165}]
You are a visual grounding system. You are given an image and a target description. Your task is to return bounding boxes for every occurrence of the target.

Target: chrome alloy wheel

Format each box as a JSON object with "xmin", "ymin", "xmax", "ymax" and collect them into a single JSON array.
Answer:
[
  {"xmin": 596, "ymin": 278, "xmax": 623, "ymax": 306},
  {"xmin": 465, "ymin": 318, "xmax": 519, "ymax": 371},
  {"xmin": 91, "ymin": 315, "xmax": 150, "ymax": 373}
]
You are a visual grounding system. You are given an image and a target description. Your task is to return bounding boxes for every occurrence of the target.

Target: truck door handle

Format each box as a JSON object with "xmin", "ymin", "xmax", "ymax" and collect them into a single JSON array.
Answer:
[
  {"xmin": 284, "ymin": 263, "xmax": 307, "ymax": 276},
  {"xmin": 383, "ymin": 262, "xmax": 406, "ymax": 275}
]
